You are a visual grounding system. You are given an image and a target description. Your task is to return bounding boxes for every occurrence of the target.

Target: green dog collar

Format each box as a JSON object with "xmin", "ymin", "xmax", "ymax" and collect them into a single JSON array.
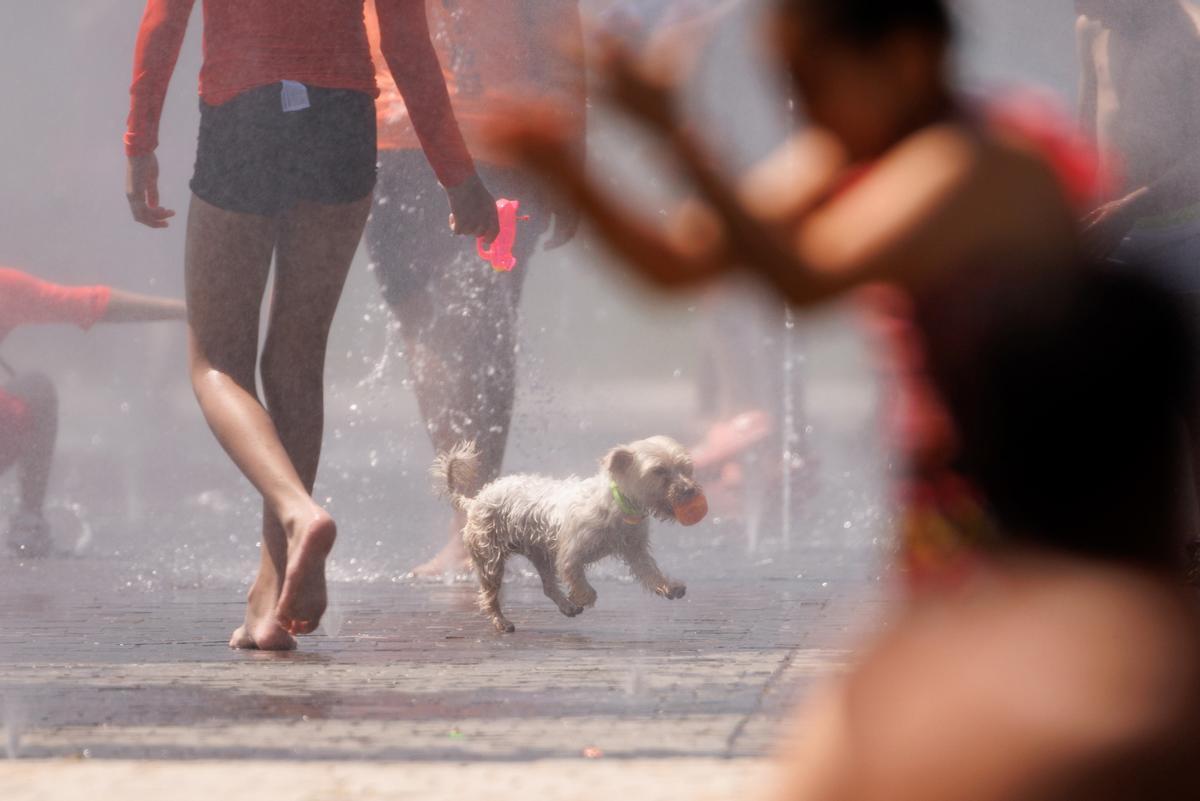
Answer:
[{"xmin": 610, "ymin": 480, "xmax": 645, "ymax": 523}]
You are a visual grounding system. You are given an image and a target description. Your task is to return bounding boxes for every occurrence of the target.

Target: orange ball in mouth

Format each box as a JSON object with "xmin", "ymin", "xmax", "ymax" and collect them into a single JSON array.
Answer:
[{"xmin": 672, "ymin": 492, "xmax": 709, "ymax": 526}]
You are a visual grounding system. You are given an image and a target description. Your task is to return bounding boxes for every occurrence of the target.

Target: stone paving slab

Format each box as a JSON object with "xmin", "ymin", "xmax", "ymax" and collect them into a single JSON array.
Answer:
[
  {"xmin": 0, "ymin": 758, "xmax": 779, "ymax": 801},
  {"xmin": 0, "ymin": 554, "xmax": 879, "ymax": 797}
]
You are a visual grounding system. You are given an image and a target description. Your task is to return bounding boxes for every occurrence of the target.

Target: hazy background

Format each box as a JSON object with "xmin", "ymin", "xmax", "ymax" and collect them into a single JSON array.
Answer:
[{"xmin": 0, "ymin": 1, "xmax": 1081, "ymax": 590}]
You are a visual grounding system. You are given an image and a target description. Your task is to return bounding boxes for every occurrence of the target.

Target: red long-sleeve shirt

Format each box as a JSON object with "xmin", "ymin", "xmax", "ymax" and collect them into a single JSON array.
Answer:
[
  {"xmin": 0, "ymin": 268, "xmax": 112, "ymax": 345},
  {"xmin": 125, "ymin": 0, "xmax": 474, "ymax": 186}
]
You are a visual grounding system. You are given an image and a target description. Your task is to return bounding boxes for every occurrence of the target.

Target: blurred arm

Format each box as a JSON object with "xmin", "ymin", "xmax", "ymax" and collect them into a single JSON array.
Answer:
[
  {"xmin": 0, "ymin": 268, "xmax": 111, "ymax": 330},
  {"xmin": 375, "ymin": 0, "xmax": 475, "ymax": 187},
  {"xmin": 102, "ymin": 289, "xmax": 186, "ymax": 323},
  {"xmin": 0, "ymin": 268, "xmax": 185, "ymax": 328},
  {"xmin": 125, "ymin": 0, "xmax": 196, "ymax": 156},
  {"xmin": 663, "ymin": 117, "xmax": 1077, "ymax": 307}
]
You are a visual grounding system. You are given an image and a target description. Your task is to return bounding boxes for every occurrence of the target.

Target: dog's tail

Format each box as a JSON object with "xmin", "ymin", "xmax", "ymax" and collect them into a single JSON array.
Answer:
[{"xmin": 431, "ymin": 441, "xmax": 483, "ymax": 511}]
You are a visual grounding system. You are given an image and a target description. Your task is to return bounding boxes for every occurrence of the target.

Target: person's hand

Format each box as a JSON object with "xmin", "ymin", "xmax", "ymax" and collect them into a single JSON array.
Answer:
[
  {"xmin": 126, "ymin": 153, "xmax": 175, "ymax": 229},
  {"xmin": 446, "ymin": 172, "xmax": 501, "ymax": 242},
  {"xmin": 1081, "ymin": 190, "xmax": 1146, "ymax": 260},
  {"xmin": 594, "ymin": 31, "xmax": 682, "ymax": 135}
]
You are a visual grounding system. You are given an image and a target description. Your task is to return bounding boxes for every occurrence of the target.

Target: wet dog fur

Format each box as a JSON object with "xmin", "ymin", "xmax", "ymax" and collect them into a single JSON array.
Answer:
[{"xmin": 433, "ymin": 436, "xmax": 699, "ymax": 633}]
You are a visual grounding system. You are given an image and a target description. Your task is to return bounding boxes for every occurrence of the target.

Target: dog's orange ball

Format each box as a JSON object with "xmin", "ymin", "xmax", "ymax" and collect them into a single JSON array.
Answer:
[{"xmin": 673, "ymin": 492, "xmax": 708, "ymax": 526}]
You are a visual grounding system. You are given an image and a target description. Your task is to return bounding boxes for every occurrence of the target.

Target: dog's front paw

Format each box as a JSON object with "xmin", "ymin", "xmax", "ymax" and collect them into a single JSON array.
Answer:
[
  {"xmin": 493, "ymin": 618, "xmax": 516, "ymax": 634},
  {"xmin": 558, "ymin": 602, "xmax": 585, "ymax": 618},
  {"xmin": 569, "ymin": 587, "xmax": 598, "ymax": 608},
  {"xmin": 658, "ymin": 582, "xmax": 686, "ymax": 600}
]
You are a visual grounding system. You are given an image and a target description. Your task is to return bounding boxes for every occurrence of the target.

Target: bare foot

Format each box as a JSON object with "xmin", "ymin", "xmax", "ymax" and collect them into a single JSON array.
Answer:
[
  {"xmin": 275, "ymin": 508, "xmax": 337, "ymax": 635},
  {"xmin": 229, "ymin": 622, "xmax": 296, "ymax": 651},
  {"xmin": 230, "ymin": 579, "xmax": 296, "ymax": 651},
  {"xmin": 410, "ymin": 534, "xmax": 473, "ymax": 579}
]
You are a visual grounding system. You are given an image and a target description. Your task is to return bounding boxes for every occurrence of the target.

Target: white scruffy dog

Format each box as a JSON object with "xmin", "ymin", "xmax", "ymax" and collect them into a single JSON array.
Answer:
[{"xmin": 432, "ymin": 436, "xmax": 708, "ymax": 633}]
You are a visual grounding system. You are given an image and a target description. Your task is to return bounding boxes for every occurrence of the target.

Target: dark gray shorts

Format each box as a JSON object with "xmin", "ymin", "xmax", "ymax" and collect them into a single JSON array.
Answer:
[{"xmin": 191, "ymin": 83, "xmax": 377, "ymax": 216}]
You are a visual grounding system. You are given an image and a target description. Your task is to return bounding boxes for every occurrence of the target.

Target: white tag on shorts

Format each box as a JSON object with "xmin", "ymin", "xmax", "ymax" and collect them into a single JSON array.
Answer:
[{"xmin": 280, "ymin": 80, "xmax": 310, "ymax": 113}]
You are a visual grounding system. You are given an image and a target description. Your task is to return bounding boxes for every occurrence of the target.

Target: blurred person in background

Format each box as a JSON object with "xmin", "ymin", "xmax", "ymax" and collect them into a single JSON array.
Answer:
[
  {"xmin": 771, "ymin": 265, "xmax": 1200, "ymax": 801},
  {"xmin": 363, "ymin": 0, "xmax": 585, "ymax": 577},
  {"xmin": 1075, "ymin": 0, "xmax": 1200, "ymax": 582},
  {"xmin": 123, "ymin": 0, "xmax": 498, "ymax": 649},
  {"xmin": 0, "ymin": 267, "xmax": 185, "ymax": 556}
]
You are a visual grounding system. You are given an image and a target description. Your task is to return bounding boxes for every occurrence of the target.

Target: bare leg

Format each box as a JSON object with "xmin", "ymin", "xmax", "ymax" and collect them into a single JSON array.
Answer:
[
  {"xmin": 264, "ymin": 197, "xmax": 371, "ymax": 633},
  {"xmin": 7, "ymin": 372, "xmax": 57, "ymax": 516},
  {"xmin": 560, "ymin": 558, "xmax": 599, "ymax": 609},
  {"xmin": 528, "ymin": 550, "xmax": 582, "ymax": 617},
  {"xmin": 396, "ymin": 274, "xmax": 521, "ymax": 577},
  {"xmin": 185, "ymin": 194, "xmax": 337, "ymax": 649},
  {"xmin": 1, "ymin": 373, "xmax": 57, "ymax": 556},
  {"xmin": 621, "ymin": 544, "xmax": 687, "ymax": 599}
]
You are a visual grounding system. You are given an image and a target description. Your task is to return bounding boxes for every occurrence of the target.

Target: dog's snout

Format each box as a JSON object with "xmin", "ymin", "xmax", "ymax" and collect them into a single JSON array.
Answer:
[{"xmin": 677, "ymin": 482, "xmax": 699, "ymax": 499}]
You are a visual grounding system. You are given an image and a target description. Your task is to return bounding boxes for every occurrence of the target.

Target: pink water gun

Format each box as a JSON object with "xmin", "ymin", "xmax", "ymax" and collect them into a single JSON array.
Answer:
[{"xmin": 477, "ymin": 198, "xmax": 529, "ymax": 272}]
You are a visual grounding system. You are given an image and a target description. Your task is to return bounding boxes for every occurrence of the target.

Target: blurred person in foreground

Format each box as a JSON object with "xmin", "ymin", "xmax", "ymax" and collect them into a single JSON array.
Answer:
[
  {"xmin": 497, "ymin": 0, "xmax": 1086, "ymax": 540},
  {"xmin": 124, "ymin": 0, "xmax": 498, "ymax": 650},
  {"xmin": 771, "ymin": 266, "xmax": 1200, "ymax": 801},
  {"xmin": 363, "ymin": 0, "xmax": 585, "ymax": 578},
  {"xmin": 0, "ymin": 267, "xmax": 184, "ymax": 556},
  {"xmin": 1075, "ymin": 0, "xmax": 1200, "ymax": 582}
]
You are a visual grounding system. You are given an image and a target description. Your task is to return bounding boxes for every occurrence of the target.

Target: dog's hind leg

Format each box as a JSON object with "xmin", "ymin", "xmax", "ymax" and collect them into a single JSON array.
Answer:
[
  {"xmin": 528, "ymin": 550, "xmax": 583, "ymax": 618},
  {"xmin": 476, "ymin": 555, "xmax": 516, "ymax": 633}
]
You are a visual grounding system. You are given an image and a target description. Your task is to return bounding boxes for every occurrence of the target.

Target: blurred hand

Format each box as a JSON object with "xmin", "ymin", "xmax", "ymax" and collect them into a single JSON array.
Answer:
[
  {"xmin": 1080, "ymin": 192, "xmax": 1144, "ymax": 260},
  {"xmin": 446, "ymin": 172, "xmax": 501, "ymax": 242},
  {"xmin": 126, "ymin": 153, "xmax": 175, "ymax": 229},
  {"xmin": 595, "ymin": 33, "xmax": 682, "ymax": 134}
]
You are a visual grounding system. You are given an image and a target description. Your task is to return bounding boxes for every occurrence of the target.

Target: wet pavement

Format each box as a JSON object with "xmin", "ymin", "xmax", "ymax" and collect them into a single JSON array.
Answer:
[
  {"xmin": 0, "ymin": 545, "xmax": 883, "ymax": 798},
  {"xmin": 0, "ymin": 310, "xmax": 890, "ymax": 797}
]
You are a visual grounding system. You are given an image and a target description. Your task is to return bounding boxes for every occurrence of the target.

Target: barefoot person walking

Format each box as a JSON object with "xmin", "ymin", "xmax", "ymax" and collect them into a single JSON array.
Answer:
[
  {"xmin": 0, "ymin": 267, "xmax": 185, "ymax": 556},
  {"xmin": 125, "ymin": 0, "xmax": 499, "ymax": 650}
]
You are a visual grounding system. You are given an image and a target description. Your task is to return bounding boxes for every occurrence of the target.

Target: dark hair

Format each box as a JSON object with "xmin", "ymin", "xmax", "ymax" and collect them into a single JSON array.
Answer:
[
  {"xmin": 939, "ymin": 265, "xmax": 1195, "ymax": 569},
  {"xmin": 783, "ymin": 0, "xmax": 954, "ymax": 45}
]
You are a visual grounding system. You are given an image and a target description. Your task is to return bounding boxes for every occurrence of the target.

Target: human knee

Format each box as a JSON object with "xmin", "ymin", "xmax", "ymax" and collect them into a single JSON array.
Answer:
[
  {"xmin": 259, "ymin": 339, "xmax": 323, "ymax": 403},
  {"xmin": 9, "ymin": 372, "xmax": 58, "ymax": 421}
]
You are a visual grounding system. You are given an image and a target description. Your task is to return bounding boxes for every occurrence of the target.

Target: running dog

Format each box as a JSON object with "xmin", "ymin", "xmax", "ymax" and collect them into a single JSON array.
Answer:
[{"xmin": 433, "ymin": 436, "xmax": 708, "ymax": 633}]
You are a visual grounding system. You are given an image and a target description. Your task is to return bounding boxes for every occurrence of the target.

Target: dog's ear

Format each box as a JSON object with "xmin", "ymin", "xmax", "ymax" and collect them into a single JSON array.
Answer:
[{"xmin": 605, "ymin": 447, "xmax": 635, "ymax": 475}]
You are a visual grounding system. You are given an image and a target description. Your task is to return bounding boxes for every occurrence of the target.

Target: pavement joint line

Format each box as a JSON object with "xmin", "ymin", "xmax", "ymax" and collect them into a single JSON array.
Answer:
[{"xmin": 721, "ymin": 598, "xmax": 827, "ymax": 757}]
